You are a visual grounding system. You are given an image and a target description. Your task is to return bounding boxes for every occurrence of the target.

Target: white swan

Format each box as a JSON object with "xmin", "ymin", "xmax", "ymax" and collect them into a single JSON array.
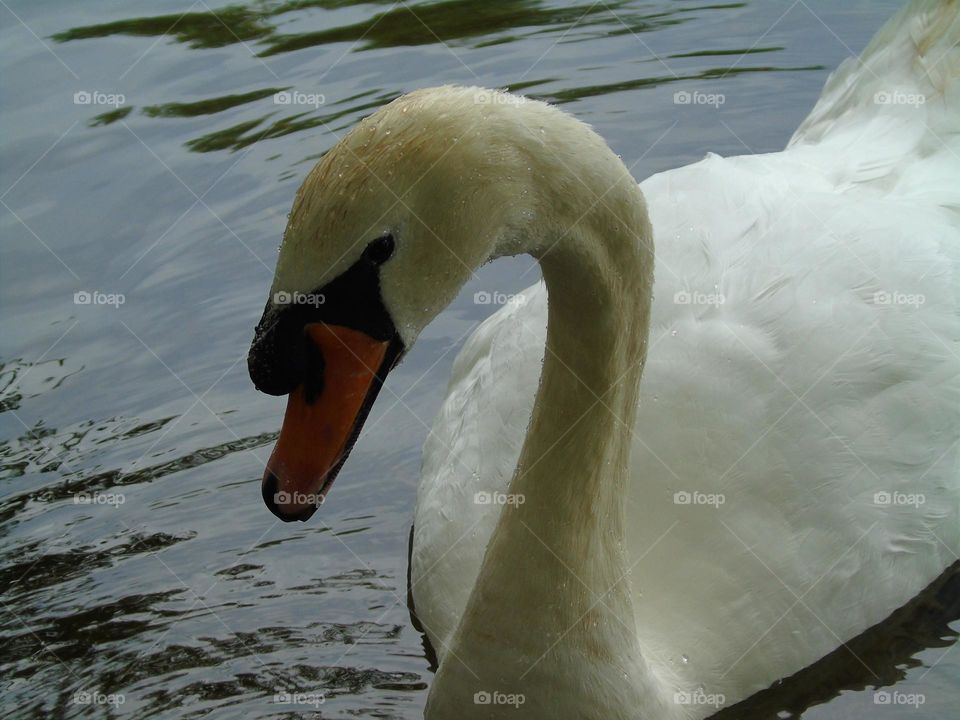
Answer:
[{"xmin": 248, "ymin": 2, "xmax": 960, "ymax": 718}]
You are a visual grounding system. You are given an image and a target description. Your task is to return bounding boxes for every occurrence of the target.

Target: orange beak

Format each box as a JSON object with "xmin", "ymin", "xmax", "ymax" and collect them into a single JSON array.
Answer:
[{"xmin": 261, "ymin": 323, "xmax": 396, "ymax": 521}]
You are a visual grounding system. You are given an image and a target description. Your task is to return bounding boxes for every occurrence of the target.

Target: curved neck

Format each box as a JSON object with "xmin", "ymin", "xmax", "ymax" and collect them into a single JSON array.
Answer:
[
  {"xmin": 428, "ymin": 170, "xmax": 666, "ymax": 717},
  {"xmin": 510, "ymin": 217, "xmax": 652, "ymax": 576}
]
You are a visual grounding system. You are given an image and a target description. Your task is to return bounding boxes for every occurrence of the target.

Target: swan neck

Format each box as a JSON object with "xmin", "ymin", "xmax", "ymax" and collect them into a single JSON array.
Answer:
[
  {"xmin": 522, "ymin": 241, "xmax": 651, "ymax": 518},
  {"xmin": 500, "ymin": 204, "xmax": 654, "ymax": 589},
  {"xmin": 429, "ymin": 171, "xmax": 659, "ymax": 717}
]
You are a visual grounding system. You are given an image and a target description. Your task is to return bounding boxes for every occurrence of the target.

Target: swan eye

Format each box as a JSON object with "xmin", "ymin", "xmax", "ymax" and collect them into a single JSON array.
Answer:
[{"xmin": 363, "ymin": 234, "xmax": 395, "ymax": 266}]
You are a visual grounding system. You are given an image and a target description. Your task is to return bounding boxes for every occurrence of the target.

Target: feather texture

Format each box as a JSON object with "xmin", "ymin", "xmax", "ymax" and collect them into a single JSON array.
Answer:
[{"xmin": 411, "ymin": 1, "xmax": 959, "ymax": 715}]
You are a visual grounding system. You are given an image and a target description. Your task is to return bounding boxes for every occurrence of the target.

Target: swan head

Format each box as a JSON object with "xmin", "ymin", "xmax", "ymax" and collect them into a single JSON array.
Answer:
[{"xmin": 248, "ymin": 85, "xmax": 646, "ymax": 520}]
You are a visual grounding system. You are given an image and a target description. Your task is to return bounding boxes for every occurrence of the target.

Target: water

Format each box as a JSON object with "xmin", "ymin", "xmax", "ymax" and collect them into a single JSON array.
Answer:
[{"xmin": 1, "ymin": 1, "xmax": 957, "ymax": 718}]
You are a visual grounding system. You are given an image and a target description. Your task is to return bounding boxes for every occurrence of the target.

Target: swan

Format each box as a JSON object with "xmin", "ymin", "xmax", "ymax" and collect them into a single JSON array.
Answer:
[{"xmin": 247, "ymin": 2, "xmax": 960, "ymax": 717}]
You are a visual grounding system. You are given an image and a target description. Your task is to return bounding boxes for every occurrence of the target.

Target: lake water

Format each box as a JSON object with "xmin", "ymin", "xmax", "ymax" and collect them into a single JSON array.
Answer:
[{"xmin": 1, "ymin": 1, "xmax": 957, "ymax": 718}]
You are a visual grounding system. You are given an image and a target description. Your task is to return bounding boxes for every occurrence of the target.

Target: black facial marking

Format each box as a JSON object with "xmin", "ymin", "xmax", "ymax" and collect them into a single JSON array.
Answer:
[
  {"xmin": 247, "ymin": 234, "xmax": 401, "ymax": 397},
  {"xmin": 363, "ymin": 234, "xmax": 395, "ymax": 266}
]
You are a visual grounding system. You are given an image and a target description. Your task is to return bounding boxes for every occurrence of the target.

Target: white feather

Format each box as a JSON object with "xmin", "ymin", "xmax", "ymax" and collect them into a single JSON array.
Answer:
[{"xmin": 410, "ymin": 2, "xmax": 960, "ymax": 717}]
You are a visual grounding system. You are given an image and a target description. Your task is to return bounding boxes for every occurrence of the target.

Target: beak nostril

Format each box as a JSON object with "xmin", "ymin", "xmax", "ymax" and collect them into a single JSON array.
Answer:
[{"xmin": 261, "ymin": 472, "xmax": 317, "ymax": 522}]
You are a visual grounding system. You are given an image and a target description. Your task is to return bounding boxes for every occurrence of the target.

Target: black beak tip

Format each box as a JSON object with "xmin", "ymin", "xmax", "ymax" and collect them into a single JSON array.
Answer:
[{"xmin": 261, "ymin": 471, "xmax": 319, "ymax": 523}]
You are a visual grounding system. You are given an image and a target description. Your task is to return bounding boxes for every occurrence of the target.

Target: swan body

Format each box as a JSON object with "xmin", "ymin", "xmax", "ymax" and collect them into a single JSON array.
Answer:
[
  {"xmin": 251, "ymin": 2, "xmax": 959, "ymax": 718},
  {"xmin": 409, "ymin": 3, "xmax": 960, "ymax": 718}
]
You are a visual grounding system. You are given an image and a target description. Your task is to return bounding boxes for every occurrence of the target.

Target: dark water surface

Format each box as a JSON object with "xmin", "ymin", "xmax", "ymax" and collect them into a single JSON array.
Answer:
[{"xmin": 1, "ymin": 1, "xmax": 957, "ymax": 718}]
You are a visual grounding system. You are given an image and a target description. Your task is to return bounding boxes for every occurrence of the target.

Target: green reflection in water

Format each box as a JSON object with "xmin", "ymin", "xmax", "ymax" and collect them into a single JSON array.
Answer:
[
  {"xmin": 668, "ymin": 46, "xmax": 784, "ymax": 58},
  {"xmin": 55, "ymin": 0, "xmax": 818, "ymax": 154},
  {"xmin": 535, "ymin": 64, "xmax": 825, "ymax": 104},
  {"xmin": 89, "ymin": 106, "xmax": 134, "ymax": 126},
  {"xmin": 52, "ymin": 0, "xmax": 707, "ymax": 56},
  {"xmin": 258, "ymin": 0, "xmax": 636, "ymax": 56},
  {"xmin": 51, "ymin": 5, "xmax": 274, "ymax": 48},
  {"xmin": 185, "ymin": 117, "xmax": 270, "ymax": 153},
  {"xmin": 143, "ymin": 88, "xmax": 289, "ymax": 117},
  {"xmin": 185, "ymin": 91, "xmax": 399, "ymax": 152}
]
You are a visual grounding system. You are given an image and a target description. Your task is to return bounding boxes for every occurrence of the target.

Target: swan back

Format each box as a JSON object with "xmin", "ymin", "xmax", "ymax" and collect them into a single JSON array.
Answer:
[{"xmin": 789, "ymin": 0, "xmax": 959, "ymax": 205}]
